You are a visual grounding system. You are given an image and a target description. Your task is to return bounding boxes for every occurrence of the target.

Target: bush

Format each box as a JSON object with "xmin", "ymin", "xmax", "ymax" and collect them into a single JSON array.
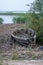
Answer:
[
  {"xmin": 12, "ymin": 17, "xmax": 26, "ymax": 24},
  {"xmin": 12, "ymin": 54, "xmax": 19, "ymax": 60},
  {"xmin": 28, "ymin": 13, "xmax": 43, "ymax": 44},
  {"xmin": 12, "ymin": 52, "xmax": 19, "ymax": 60},
  {"xmin": 0, "ymin": 18, "xmax": 3, "ymax": 24}
]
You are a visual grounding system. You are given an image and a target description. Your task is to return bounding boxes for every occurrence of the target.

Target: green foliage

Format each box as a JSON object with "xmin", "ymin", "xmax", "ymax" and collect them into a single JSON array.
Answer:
[
  {"xmin": 32, "ymin": 55, "xmax": 36, "ymax": 60},
  {"xmin": 29, "ymin": 13, "xmax": 43, "ymax": 43},
  {"xmin": 0, "ymin": 18, "xmax": 3, "ymax": 24},
  {"xmin": 33, "ymin": 0, "xmax": 42, "ymax": 13},
  {"xmin": 30, "ymin": 0, "xmax": 43, "ymax": 14},
  {"xmin": 12, "ymin": 54, "xmax": 19, "ymax": 60},
  {"xmin": 12, "ymin": 17, "xmax": 17, "ymax": 24},
  {"xmin": 27, "ymin": 0, "xmax": 43, "ymax": 44},
  {"xmin": 13, "ymin": 17, "xmax": 26, "ymax": 24}
]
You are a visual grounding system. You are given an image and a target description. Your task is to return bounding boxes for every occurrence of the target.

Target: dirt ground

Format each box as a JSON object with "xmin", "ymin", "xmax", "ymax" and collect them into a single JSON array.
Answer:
[
  {"xmin": 0, "ymin": 24, "xmax": 43, "ymax": 65},
  {"xmin": 2, "ymin": 60, "xmax": 43, "ymax": 65}
]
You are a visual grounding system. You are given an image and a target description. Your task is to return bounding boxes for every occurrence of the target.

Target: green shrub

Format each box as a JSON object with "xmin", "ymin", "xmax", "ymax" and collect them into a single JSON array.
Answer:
[
  {"xmin": 12, "ymin": 17, "xmax": 26, "ymax": 24},
  {"xmin": 12, "ymin": 55, "xmax": 19, "ymax": 60},
  {"xmin": 28, "ymin": 13, "xmax": 43, "ymax": 44},
  {"xmin": 32, "ymin": 55, "xmax": 36, "ymax": 60},
  {"xmin": 0, "ymin": 18, "xmax": 3, "ymax": 24}
]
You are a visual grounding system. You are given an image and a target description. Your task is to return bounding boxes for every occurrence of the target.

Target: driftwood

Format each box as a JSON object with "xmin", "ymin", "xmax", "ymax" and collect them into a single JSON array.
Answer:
[{"xmin": 11, "ymin": 28, "xmax": 36, "ymax": 46}]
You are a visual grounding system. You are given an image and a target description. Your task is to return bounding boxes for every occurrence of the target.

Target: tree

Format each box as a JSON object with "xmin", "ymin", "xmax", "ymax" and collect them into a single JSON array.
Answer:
[
  {"xmin": 0, "ymin": 18, "xmax": 3, "ymax": 24},
  {"xmin": 32, "ymin": 0, "xmax": 43, "ymax": 15},
  {"xmin": 28, "ymin": 0, "xmax": 43, "ymax": 44}
]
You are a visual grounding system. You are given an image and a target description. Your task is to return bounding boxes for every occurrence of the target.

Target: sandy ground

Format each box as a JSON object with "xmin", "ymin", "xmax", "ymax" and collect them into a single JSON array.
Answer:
[{"xmin": 2, "ymin": 60, "xmax": 43, "ymax": 65}]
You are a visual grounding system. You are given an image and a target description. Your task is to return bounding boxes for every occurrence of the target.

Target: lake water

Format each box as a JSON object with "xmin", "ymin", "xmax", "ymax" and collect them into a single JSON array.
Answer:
[{"xmin": 0, "ymin": 15, "xmax": 17, "ymax": 24}]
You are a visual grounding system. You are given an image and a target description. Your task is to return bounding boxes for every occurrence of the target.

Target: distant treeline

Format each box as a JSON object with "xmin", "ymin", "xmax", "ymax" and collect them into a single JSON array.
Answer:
[{"xmin": 0, "ymin": 13, "xmax": 27, "ymax": 16}]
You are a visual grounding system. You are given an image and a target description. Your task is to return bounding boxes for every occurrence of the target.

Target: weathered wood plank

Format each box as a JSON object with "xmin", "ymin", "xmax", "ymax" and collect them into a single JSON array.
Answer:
[{"xmin": 11, "ymin": 28, "xmax": 36, "ymax": 46}]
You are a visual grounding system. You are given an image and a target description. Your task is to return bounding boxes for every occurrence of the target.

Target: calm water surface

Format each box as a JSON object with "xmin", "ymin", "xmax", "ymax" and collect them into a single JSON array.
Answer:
[{"xmin": 0, "ymin": 15, "xmax": 18, "ymax": 24}]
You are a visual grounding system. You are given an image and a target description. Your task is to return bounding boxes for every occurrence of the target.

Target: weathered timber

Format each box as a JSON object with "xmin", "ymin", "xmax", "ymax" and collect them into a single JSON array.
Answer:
[{"xmin": 11, "ymin": 28, "xmax": 36, "ymax": 46}]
